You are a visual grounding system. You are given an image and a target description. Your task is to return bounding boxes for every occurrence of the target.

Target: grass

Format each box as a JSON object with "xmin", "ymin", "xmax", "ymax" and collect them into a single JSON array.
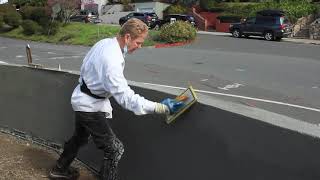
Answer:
[{"xmin": 0, "ymin": 22, "xmax": 162, "ymax": 47}]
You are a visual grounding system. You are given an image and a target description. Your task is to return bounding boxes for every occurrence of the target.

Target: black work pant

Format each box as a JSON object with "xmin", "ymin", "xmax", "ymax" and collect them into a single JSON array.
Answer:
[{"xmin": 57, "ymin": 111, "xmax": 124, "ymax": 180}]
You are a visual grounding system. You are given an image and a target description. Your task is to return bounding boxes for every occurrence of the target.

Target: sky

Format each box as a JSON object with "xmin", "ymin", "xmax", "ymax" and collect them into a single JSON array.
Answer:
[{"xmin": 0, "ymin": 0, "xmax": 8, "ymax": 4}]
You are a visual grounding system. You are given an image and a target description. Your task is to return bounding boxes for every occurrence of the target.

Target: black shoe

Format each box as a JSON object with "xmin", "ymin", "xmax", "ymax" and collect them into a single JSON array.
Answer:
[{"xmin": 49, "ymin": 166, "xmax": 80, "ymax": 179}]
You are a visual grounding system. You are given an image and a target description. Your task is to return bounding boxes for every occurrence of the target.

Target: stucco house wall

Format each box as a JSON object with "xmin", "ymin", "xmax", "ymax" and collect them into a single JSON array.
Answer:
[
  {"xmin": 134, "ymin": 2, "xmax": 170, "ymax": 19},
  {"xmin": 81, "ymin": 0, "xmax": 108, "ymax": 15}
]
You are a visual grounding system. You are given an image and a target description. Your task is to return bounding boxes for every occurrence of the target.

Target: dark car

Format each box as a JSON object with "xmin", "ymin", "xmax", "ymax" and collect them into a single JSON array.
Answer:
[
  {"xmin": 229, "ymin": 10, "xmax": 292, "ymax": 41},
  {"xmin": 119, "ymin": 12, "xmax": 159, "ymax": 28},
  {"xmin": 70, "ymin": 15, "xmax": 87, "ymax": 22},
  {"xmin": 70, "ymin": 10, "xmax": 102, "ymax": 24},
  {"xmin": 157, "ymin": 14, "xmax": 196, "ymax": 28}
]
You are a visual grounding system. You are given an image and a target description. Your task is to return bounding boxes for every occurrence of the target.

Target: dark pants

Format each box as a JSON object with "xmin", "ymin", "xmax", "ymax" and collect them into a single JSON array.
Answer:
[{"xmin": 57, "ymin": 111, "xmax": 124, "ymax": 180}]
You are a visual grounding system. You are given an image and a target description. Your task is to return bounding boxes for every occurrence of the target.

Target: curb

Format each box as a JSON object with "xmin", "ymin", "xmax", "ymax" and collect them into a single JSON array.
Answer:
[
  {"xmin": 154, "ymin": 41, "xmax": 191, "ymax": 48},
  {"xmin": 282, "ymin": 38, "xmax": 320, "ymax": 45},
  {"xmin": 197, "ymin": 31, "xmax": 320, "ymax": 46}
]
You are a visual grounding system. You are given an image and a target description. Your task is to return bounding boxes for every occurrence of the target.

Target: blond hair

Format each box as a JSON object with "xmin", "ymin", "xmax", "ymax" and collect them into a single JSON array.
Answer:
[{"xmin": 119, "ymin": 18, "xmax": 148, "ymax": 39}]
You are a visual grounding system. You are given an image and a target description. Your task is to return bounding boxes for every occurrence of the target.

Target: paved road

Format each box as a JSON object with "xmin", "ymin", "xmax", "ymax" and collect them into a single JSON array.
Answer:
[{"xmin": 0, "ymin": 35, "xmax": 319, "ymax": 124}]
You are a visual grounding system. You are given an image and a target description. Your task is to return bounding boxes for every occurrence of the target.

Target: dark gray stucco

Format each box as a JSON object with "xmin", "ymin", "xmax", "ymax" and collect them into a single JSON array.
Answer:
[{"xmin": 1, "ymin": 64, "xmax": 320, "ymax": 180}]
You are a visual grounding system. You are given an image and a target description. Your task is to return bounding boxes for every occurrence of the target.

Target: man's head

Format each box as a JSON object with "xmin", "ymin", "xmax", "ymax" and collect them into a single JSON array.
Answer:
[{"xmin": 118, "ymin": 18, "xmax": 148, "ymax": 54}]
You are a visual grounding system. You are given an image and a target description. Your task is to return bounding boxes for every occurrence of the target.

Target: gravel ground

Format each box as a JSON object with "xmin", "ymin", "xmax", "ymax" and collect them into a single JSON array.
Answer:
[{"xmin": 0, "ymin": 132, "xmax": 97, "ymax": 180}]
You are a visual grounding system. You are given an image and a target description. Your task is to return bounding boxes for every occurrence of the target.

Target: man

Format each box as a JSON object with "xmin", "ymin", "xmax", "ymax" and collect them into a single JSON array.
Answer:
[{"xmin": 49, "ymin": 18, "xmax": 184, "ymax": 180}]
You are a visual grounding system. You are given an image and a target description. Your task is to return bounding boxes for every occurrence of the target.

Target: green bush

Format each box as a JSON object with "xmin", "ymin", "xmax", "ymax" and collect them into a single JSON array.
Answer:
[
  {"xmin": 159, "ymin": 21, "xmax": 197, "ymax": 43},
  {"xmin": 38, "ymin": 16, "xmax": 50, "ymax": 27},
  {"xmin": 200, "ymin": 0, "xmax": 223, "ymax": 11},
  {"xmin": 30, "ymin": 7, "xmax": 47, "ymax": 23},
  {"xmin": 9, "ymin": 0, "xmax": 47, "ymax": 7},
  {"xmin": 20, "ymin": 6, "xmax": 47, "ymax": 23},
  {"xmin": 208, "ymin": 1, "xmax": 319, "ymax": 23},
  {"xmin": 3, "ymin": 11, "xmax": 22, "ymax": 28},
  {"xmin": 42, "ymin": 21, "xmax": 60, "ymax": 35},
  {"xmin": 0, "ymin": 16, "xmax": 3, "ymax": 28},
  {"xmin": 20, "ymin": 6, "xmax": 36, "ymax": 19},
  {"xmin": 247, "ymin": 0, "xmax": 318, "ymax": 22},
  {"xmin": 21, "ymin": 19, "xmax": 41, "ymax": 35},
  {"xmin": 223, "ymin": 3, "xmax": 256, "ymax": 18},
  {"xmin": 0, "ymin": 4, "xmax": 16, "ymax": 17},
  {"xmin": 164, "ymin": 5, "xmax": 189, "ymax": 15}
]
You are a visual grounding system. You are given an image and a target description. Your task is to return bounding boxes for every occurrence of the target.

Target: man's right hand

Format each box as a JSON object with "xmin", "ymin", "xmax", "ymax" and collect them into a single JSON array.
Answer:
[{"xmin": 155, "ymin": 98, "xmax": 185, "ymax": 115}]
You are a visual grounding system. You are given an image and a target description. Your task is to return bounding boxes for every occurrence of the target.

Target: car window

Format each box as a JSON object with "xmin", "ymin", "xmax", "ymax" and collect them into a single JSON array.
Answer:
[
  {"xmin": 180, "ymin": 16, "xmax": 187, "ymax": 21},
  {"xmin": 280, "ymin": 16, "xmax": 289, "ymax": 25},
  {"xmin": 133, "ymin": 13, "xmax": 144, "ymax": 17},
  {"xmin": 246, "ymin": 17, "xmax": 255, "ymax": 24},
  {"xmin": 164, "ymin": 16, "xmax": 171, "ymax": 21},
  {"xmin": 127, "ymin": 13, "xmax": 134, "ymax": 17},
  {"xmin": 146, "ymin": 13, "xmax": 158, "ymax": 18},
  {"xmin": 256, "ymin": 16, "xmax": 275, "ymax": 25},
  {"xmin": 188, "ymin": 16, "xmax": 194, "ymax": 21}
]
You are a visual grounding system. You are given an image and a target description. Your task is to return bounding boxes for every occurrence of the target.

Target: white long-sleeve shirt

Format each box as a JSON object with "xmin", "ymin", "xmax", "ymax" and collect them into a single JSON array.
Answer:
[{"xmin": 71, "ymin": 37, "xmax": 157, "ymax": 118}]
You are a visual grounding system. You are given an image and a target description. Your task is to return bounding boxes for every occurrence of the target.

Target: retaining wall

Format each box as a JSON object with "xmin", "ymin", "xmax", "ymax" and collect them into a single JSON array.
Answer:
[{"xmin": 1, "ymin": 64, "xmax": 320, "ymax": 180}]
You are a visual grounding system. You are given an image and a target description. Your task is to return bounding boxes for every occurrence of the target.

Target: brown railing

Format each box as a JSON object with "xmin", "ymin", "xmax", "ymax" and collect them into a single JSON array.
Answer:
[{"xmin": 191, "ymin": 7, "xmax": 207, "ymax": 31}]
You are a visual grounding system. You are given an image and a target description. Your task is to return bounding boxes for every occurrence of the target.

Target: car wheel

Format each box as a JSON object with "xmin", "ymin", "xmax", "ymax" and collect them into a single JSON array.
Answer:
[
  {"xmin": 232, "ymin": 29, "xmax": 241, "ymax": 38},
  {"xmin": 264, "ymin": 31, "xmax": 274, "ymax": 41}
]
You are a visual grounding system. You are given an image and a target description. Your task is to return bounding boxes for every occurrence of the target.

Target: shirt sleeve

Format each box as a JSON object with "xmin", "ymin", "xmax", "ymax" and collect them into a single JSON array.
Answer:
[{"xmin": 101, "ymin": 60, "xmax": 157, "ymax": 115}]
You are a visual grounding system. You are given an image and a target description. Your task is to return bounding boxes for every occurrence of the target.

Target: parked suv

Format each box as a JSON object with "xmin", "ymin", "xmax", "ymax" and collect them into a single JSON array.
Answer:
[
  {"xmin": 157, "ymin": 14, "xmax": 196, "ymax": 28},
  {"xmin": 229, "ymin": 10, "xmax": 292, "ymax": 41},
  {"xmin": 119, "ymin": 12, "xmax": 159, "ymax": 28}
]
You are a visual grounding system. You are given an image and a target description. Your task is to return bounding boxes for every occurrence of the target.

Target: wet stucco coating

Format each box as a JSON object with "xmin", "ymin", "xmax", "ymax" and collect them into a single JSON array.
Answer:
[{"xmin": 1, "ymin": 64, "xmax": 320, "ymax": 180}]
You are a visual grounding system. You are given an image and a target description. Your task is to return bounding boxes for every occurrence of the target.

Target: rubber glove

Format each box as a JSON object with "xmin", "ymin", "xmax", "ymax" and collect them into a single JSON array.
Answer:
[{"xmin": 155, "ymin": 98, "xmax": 185, "ymax": 115}]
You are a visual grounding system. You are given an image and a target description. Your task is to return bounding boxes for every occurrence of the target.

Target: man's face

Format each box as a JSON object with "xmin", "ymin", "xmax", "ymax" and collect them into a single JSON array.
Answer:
[{"xmin": 125, "ymin": 32, "xmax": 148, "ymax": 54}]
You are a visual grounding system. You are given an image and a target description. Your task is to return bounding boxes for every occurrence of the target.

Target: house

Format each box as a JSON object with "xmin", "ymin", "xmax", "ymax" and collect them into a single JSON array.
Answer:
[
  {"xmin": 133, "ymin": 1, "xmax": 170, "ymax": 19},
  {"xmin": 82, "ymin": 0, "xmax": 170, "ymax": 19},
  {"xmin": 81, "ymin": 0, "xmax": 108, "ymax": 15}
]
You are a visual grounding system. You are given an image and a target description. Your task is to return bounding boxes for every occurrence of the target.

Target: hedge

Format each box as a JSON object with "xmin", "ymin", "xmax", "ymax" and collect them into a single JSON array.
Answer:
[
  {"xmin": 159, "ymin": 21, "xmax": 197, "ymax": 43},
  {"xmin": 205, "ymin": 1, "xmax": 319, "ymax": 23},
  {"xmin": 21, "ymin": 19, "xmax": 41, "ymax": 35},
  {"xmin": 0, "ymin": 16, "xmax": 3, "ymax": 28},
  {"xmin": 3, "ymin": 11, "xmax": 22, "ymax": 28},
  {"xmin": 164, "ymin": 5, "xmax": 189, "ymax": 15}
]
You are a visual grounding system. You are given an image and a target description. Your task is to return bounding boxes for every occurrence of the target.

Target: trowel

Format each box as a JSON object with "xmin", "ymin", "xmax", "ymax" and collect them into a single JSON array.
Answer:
[{"xmin": 166, "ymin": 85, "xmax": 198, "ymax": 124}]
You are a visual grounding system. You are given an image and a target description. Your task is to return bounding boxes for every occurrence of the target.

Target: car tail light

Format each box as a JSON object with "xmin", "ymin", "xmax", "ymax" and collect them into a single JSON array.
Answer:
[
  {"xmin": 280, "ymin": 24, "xmax": 285, "ymax": 30},
  {"xmin": 147, "ymin": 16, "xmax": 152, "ymax": 21}
]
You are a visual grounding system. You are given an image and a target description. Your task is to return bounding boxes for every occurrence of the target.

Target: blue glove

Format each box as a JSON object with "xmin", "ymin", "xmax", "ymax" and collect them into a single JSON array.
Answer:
[{"xmin": 161, "ymin": 98, "xmax": 185, "ymax": 114}]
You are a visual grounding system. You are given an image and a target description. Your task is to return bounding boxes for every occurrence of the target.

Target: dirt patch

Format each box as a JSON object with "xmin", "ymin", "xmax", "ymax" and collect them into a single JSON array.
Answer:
[{"xmin": 0, "ymin": 132, "xmax": 97, "ymax": 180}]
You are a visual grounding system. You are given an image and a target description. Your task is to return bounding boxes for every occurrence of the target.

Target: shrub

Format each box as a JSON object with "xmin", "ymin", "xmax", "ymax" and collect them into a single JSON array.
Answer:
[
  {"xmin": 42, "ymin": 20, "xmax": 60, "ymax": 35},
  {"xmin": 21, "ymin": 19, "xmax": 41, "ymax": 35},
  {"xmin": 247, "ymin": 0, "xmax": 318, "ymax": 23},
  {"xmin": 200, "ymin": 0, "xmax": 223, "ymax": 11},
  {"xmin": 159, "ymin": 21, "xmax": 197, "ymax": 43},
  {"xmin": 38, "ymin": 16, "xmax": 50, "ymax": 27},
  {"xmin": 0, "ymin": 4, "xmax": 16, "ymax": 17},
  {"xmin": 30, "ymin": 7, "xmax": 47, "ymax": 23},
  {"xmin": 3, "ymin": 11, "xmax": 22, "ymax": 28},
  {"xmin": 9, "ymin": 0, "xmax": 47, "ymax": 7},
  {"xmin": 20, "ymin": 6, "xmax": 47, "ymax": 23},
  {"xmin": 0, "ymin": 16, "xmax": 3, "ymax": 28},
  {"xmin": 223, "ymin": 3, "xmax": 256, "ymax": 18},
  {"xmin": 164, "ymin": 5, "xmax": 189, "ymax": 15},
  {"xmin": 20, "ymin": 6, "xmax": 36, "ymax": 19}
]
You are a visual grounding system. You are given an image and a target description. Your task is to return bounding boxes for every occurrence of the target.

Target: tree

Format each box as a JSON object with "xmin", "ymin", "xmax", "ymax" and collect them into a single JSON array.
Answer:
[{"xmin": 47, "ymin": 0, "xmax": 81, "ymax": 23}]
